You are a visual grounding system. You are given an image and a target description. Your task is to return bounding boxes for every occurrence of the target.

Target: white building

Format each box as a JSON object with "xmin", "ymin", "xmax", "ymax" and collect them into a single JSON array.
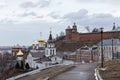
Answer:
[
  {"xmin": 25, "ymin": 31, "xmax": 62, "ymax": 69},
  {"xmin": 98, "ymin": 39, "xmax": 120, "ymax": 61},
  {"xmin": 25, "ymin": 52, "xmax": 46, "ymax": 69},
  {"xmin": 45, "ymin": 31, "xmax": 62, "ymax": 63}
]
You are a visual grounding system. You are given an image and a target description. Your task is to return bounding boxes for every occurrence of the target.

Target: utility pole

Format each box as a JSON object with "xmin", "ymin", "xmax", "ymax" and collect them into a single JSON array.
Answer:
[{"xmin": 100, "ymin": 27, "xmax": 104, "ymax": 68}]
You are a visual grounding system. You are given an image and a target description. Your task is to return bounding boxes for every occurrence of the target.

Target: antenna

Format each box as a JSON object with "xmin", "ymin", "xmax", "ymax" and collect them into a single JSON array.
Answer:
[
  {"xmin": 40, "ymin": 32, "xmax": 42, "ymax": 38},
  {"xmin": 50, "ymin": 27, "xmax": 52, "ymax": 34}
]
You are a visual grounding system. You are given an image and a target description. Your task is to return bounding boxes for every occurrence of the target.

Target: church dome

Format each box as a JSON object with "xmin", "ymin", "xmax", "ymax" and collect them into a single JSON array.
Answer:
[
  {"xmin": 32, "ymin": 41, "xmax": 39, "ymax": 46},
  {"xmin": 17, "ymin": 50, "xmax": 23, "ymax": 56},
  {"xmin": 14, "ymin": 44, "xmax": 21, "ymax": 48},
  {"xmin": 38, "ymin": 38, "xmax": 44, "ymax": 43},
  {"xmin": 32, "ymin": 42, "xmax": 37, "ymax": 46}
]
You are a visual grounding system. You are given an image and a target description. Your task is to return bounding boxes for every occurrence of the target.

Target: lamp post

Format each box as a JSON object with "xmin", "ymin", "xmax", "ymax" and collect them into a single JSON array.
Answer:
[
  {"xmin": 100, "ymin": 27, "xmax": 104, "ymax": 68},
  {"xmin": 112, "ymin": 39, "xmax": 114, "ymax": 59},
  {"xmin": 89, "ymin": 47, "xmax": 93, "ymax": 63},
  {"xmin": 79, "ymin": 48, "xmax": 82, "ymax": 63}
]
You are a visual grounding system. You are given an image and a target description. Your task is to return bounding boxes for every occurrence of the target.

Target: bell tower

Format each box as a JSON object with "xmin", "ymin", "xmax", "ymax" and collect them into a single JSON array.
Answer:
[{"xmin": 45, "ymin": 29, "xmax": 56, "ymax": 57}]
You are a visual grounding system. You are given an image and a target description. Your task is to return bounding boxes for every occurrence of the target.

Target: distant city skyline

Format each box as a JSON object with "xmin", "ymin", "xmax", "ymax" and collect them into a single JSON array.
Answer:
[{"xmin": 0, "ymin": 0, "xmax": 120, "ymax": 46}]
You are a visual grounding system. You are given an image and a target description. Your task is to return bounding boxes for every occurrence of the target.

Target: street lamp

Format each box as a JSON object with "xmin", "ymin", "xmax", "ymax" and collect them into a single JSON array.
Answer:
[
  {"xmin": 100, "ymin": 27, "xmax": 104, "ymax": 68},
  {"xmin": 112, "ymin": 39, "xmax": 114, "ymax": 59},
  {"xmin": 89, "ymin": 47, "xmax": 93, "ymax": 63},
  {"xmin": 79, "ymin": 48, "xmax": 82, "ymax": 62}
]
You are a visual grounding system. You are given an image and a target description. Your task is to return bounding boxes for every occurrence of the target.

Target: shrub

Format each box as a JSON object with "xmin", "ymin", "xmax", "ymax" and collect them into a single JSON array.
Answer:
[
  {"xmin": 25, "ymin": 63, "xmax": 30, "ymax": 70},
  {"xmin": 15, "ymin": 62, "xmax": 20, "ymax": 69},
  {"xmin": 20, "ymin": 61, "xmax": 24, "ymax": 69}
]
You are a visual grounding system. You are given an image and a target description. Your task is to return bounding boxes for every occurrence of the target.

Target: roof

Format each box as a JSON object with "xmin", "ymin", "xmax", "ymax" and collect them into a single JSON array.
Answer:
[
  {"xmin": 47, "ymin": 30, "xmax": 54, "ymax": 43},
  {"xmin": 49, "ymin": 33, "xmax": 52, "ymax": 40},
  {"xmin": 56, "ymin": 52, "xmax": 64, "ymax": 58},
  {"xmin": 112, "ymin": 23, "xmax": 116, "ymax": 30},
  {"xmin": 36, "ymin": 57, "xmax": 51, "ymax": 63},
  {"xmin": 29, "ymin": 51, "xmax": 45, "ymax": 58},
  {"xmin": 38, "ymin": 38, "xmax": 45, "ymax": 43},
  {"xmin": 98, "ymin": 39, "xmax": 120, "ymax": 46},
  {"xmin": 17, "ymin": 50, "xmax": 24, "ymax": 56}
]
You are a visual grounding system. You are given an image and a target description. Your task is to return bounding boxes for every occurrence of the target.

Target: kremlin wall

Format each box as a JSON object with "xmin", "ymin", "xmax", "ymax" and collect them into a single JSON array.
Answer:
[{"xmin": 56, "ymin": 23, "xmax": 120, "ymax": 51}]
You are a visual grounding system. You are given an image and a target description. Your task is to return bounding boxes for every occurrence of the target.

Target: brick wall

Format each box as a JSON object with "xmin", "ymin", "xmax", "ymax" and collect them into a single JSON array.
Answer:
[{"xmin": 65, "ymin": 29, "xmax": 120, "ymax": 43}]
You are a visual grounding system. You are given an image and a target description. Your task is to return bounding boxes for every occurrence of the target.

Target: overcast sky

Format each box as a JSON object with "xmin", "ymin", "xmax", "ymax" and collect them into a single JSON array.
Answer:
[{"xmin": 0, "ymin": 0, "xmax": 120, "ymax": 46}]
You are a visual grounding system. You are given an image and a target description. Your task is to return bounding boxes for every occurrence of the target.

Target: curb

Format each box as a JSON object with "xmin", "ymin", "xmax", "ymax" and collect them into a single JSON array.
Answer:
[
  {"xmin": 95, "ymin": 68, "xmax": 103, "ymax": 80},
  {"xmin": 43, "ymin": 77, "xmax": 49, "ymax": 80}
]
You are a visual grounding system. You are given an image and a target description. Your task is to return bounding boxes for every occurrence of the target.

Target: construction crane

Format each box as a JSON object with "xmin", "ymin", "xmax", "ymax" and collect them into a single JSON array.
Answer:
[{"xmin": 85, "ymin": 26, "xmax": 90, "ymax": 33}]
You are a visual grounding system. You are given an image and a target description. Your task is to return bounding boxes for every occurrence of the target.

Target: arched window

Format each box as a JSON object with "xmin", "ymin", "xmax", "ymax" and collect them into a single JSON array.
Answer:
[{"xmin": 50, "ymin": 50, "xmax": 52, "ymax": 55}]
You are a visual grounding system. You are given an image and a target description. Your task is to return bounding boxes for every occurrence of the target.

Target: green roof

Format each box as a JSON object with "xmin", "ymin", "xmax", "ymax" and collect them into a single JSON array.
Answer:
[{"xmin": 112, "ymin": 23, "xmax": 116, "ymax": 30}]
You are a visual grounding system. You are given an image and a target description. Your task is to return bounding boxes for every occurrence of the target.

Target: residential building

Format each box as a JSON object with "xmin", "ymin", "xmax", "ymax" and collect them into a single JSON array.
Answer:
[{"xmin": 98, "ymin": 39, "xmax": 120, "ymax": 61}]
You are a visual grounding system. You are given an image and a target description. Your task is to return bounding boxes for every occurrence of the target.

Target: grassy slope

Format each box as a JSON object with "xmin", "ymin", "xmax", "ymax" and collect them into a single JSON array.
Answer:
[{"xmin": 99, "ymin": 60, "xmax": 120, "ymax": 80}]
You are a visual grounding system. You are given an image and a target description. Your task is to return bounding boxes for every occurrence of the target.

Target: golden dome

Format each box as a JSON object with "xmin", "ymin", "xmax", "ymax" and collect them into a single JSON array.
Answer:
[
  {"xmin": 32, "ymin": 41, "xmax": 39, "ymax": 46},
  {"xmin": 17, "ymin": 50, "xmax": 23, "ymax": 56},
  {"xmin": 32, "ymin": 43, "xmax": 35, "ymax": 46},
  {"xmin": 32, "ymin": 43, "xmax": 36, "ymax": 46},
  {"xmin": 38, "ymin": 38, "xmax": 44, "ymax": 42}
]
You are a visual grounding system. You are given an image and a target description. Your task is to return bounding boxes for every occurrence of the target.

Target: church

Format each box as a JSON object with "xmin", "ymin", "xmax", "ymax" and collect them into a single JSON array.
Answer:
[
  {"xmin": 25, "ymin": 31, "xmax": 62, "ymax": 69},
  {"xmin": 30, "ymin": 32, "xmax": 45, "ymax": 53}
]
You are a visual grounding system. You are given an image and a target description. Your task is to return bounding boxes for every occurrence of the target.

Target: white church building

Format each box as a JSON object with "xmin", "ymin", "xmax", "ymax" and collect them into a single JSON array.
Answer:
[{"xmin": 25, "ymin": 31, "xmax": 62, "ymax": 69}]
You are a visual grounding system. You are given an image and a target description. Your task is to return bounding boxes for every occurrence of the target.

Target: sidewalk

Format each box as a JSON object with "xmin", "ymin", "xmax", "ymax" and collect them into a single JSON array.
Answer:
[{"xmin": 16, "ymin": 65, "xmax": 75, "ymax": 80}]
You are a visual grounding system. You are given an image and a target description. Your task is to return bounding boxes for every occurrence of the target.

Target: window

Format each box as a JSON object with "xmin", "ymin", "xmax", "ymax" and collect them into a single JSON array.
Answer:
[
  {"xmin": 109, "ymin": 47, "xmax": 111, "ymax": 51},
  {"xmin": 53, "ymin": 50, "xmax": 54, "ymax": 55},
  {"xmin": 50, "ymin": 50, "xmax": 52, "ymax": 55}
]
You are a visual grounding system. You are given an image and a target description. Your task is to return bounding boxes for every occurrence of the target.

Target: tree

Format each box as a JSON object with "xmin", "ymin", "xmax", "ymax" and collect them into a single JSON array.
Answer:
[
  {"xmin": 25, "ymin": 63, "xmax": 30, "ymax": 70},
  {"xmin": 15, "ymin": 62, "xmax": 20, "ymax": 69},
  {"xmin": 60, "ymin": 31, "xmax": 64, "ymax": 36},
  {"xmin": 20, "ymin": 61, "xmax": 24, "ymax": 69}
]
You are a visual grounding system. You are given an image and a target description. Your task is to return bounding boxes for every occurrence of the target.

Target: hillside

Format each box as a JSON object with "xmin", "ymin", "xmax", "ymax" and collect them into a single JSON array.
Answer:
[{"xmin": 56, "ymin": 41, "xmax": 96, "ymax": 52}]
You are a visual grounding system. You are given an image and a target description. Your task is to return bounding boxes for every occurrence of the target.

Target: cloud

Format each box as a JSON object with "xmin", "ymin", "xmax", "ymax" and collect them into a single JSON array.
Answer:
[
  {"xmin": 75, "ymin": 0, "xmax": 120, "ymax": 5},
  {"xmin": 20, "ymin": 0, "xmax": 51, "ymax": 8},
  {"xmin": 38, "ymin": 0, "xmax": 51, "ymax": 7},
  {"xmin": 0, "ymin": 3, "xmax": 6, "ymax": 8},
  {"xmin": 20, "ymin": 12, "xmax": 37, "ymax": 17},
  {"xmin": 63, "ymin": 9, "xmax": 88, "ymax": 20},
  {"xmin": 63, "ymin": 9, "xmax": 120, "ymax": 29},
  {"xmin": 47, "ymin": 12, "xmax": 61, "ymax": 19},
  {"xmin": 20, "ymin": 1, "xmax": 37, "ymax": 8}
]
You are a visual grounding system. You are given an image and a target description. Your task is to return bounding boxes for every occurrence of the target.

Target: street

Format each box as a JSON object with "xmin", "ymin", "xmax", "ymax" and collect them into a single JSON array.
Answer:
[
  {"xmin": 16, "ymin": 62, "xmax": 98, "ymax": 80},
  {"xmin": 51, "ymin": 63, "xmax": 98, "ymax": 80}
]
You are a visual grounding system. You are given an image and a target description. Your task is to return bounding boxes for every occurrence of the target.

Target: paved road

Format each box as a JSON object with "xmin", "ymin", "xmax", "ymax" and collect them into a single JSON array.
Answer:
[{"xmin": 51, "ymin": 63, "xmax": 98, "ymax": 80}]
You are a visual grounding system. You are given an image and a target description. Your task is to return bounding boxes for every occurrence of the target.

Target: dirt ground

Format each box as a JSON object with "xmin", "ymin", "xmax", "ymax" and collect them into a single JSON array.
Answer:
[{"xmin": 99, "ymin": 60, "xmax": 120, "ymax": 80}]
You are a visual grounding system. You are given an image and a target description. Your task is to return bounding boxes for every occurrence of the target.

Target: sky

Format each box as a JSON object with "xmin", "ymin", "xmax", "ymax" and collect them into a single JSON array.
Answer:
[{"xmin": 0, "ymin": 0, "xmax": 120, "ymax": 46}]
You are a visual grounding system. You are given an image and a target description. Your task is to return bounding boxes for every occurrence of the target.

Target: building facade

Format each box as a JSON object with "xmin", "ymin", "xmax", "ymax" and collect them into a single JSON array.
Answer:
[{"xmin": 98, "ymin": 39, "xmax": 120, "ymax": 61}]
